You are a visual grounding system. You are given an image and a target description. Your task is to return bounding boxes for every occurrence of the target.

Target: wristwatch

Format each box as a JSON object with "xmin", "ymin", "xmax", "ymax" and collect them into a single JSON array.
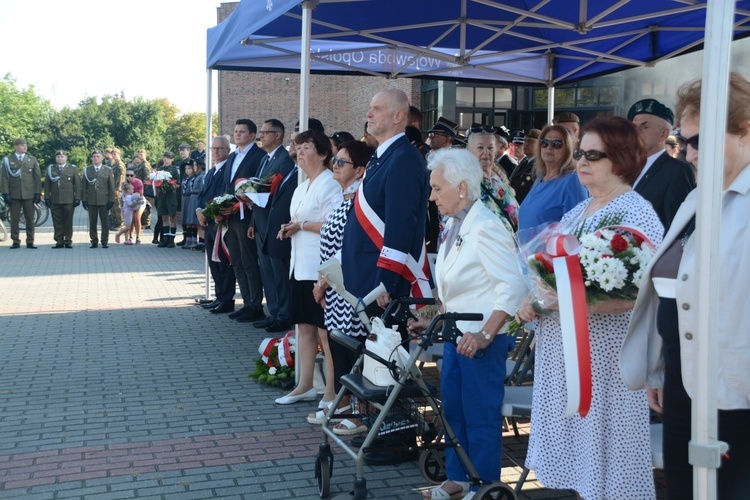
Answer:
[{"xmin": 480, "ymin": 330, "xmax": 493, "ymax": 342}]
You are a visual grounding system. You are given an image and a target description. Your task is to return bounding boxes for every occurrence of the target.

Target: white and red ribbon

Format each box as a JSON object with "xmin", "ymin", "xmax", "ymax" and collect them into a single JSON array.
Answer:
[
  {"xmin": 211, "ymin": 223, "xmax": 232, "ymax": 264},
  {"xmin": 277, "ymin": 331, "xmax": 295, "ymax": 368},
  {"xmin": 353, "ymin": 182, "xmax": 432, "ymax": 301}
]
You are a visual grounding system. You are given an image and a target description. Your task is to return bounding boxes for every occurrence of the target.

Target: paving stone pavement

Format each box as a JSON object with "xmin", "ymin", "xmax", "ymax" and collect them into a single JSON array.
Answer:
[{"xmin": 0, "ymin": 208, "xmax": 664, "ymax": 499}]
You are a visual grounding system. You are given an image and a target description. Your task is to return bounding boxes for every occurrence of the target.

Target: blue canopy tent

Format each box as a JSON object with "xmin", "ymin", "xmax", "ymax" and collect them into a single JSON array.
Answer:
[{"xmin": 205, "ymin": 2, "xmax": 750, "ymax": 497}]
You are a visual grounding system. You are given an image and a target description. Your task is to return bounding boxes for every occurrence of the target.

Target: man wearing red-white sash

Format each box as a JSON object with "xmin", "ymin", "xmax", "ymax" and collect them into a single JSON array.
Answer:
[{"xmin": 341, "ymin": 90, "xmax": 431, "ymax": 312}]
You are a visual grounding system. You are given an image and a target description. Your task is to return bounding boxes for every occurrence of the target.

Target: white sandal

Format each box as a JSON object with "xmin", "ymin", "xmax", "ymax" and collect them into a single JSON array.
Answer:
[
  {"xmin": 422, "ymin": 480, "xmax": 470, "ymax": 499},
  {"xmin": 332, "ymin": 418, "xmax": 368, "ymax": 436},
  {"xmin": 306, "ymin": 406, "xmax": 347, "ymax": 425}
]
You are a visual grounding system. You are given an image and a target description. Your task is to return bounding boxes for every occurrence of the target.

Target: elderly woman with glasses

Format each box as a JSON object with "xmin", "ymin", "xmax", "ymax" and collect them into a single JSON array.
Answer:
[
  {"xmin": 623, "ymin": 74, "xmax": 750, "ymax": 500},
  {"xmin": 518, "ymin": 116, "xmax": 664, "ymax": 500},
  {"xmin": 409, "ymin": 148, "xmax": 525, "ymax": 499},
  {"xmin": 517, "ymin": 124, "xmax": 588, "ymax": 231},
  {"xmin": 466, "ymin": 127, "xmax": 519, "ymax": 232}
]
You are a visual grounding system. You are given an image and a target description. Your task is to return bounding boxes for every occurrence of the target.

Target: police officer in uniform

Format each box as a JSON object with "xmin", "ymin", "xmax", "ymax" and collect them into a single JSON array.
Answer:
[
  {"xmin": 81, "ymin": 150, "xmax": 115, "ymax": 248},
  {"xmin": 1, "ymin": 138, "xmax": 42, "ymax": 249},
  {"xmin": 44, "ymin": 150, "xmax": 81, "ymax": 248}
]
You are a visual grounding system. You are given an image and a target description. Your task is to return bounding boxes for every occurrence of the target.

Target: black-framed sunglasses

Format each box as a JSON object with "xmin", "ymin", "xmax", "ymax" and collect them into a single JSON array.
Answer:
[
  {"xmin": 125, "ymin": 174, "xmax": 135, "ymax": 177},
  {"xmin": 676, "ymin": 133, "xmax": 699, "ymax": 151},
  {"xmin": 573, "ymin": 149, "xmax": 608, "ymax": 161},
  {"xmin": 332, "ymin": 158, "xmax": 354, "ymax": 168},
  {"xmin": 539, "ymin": 138, "xmax": 564, "ymax": 149}
]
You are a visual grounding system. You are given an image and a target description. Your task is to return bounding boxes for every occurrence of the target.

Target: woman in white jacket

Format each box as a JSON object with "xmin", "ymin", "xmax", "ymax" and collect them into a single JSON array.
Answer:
[
  {"xmin": 409, "ymin": 148, "xmax": 525, "ymax": 499},
  {"xmin": 622, "ymin": 73, "xmax": 750, "ymax": 499}
]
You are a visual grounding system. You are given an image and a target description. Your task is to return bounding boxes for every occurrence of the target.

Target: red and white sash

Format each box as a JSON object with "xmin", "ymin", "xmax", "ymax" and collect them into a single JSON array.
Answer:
[{"xmin": 353, "ymin": 182, "xmax": 432, "ymax": 300}]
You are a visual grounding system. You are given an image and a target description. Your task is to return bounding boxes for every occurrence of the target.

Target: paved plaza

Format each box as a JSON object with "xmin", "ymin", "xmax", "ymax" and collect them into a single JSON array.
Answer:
[{"xmin": 0, "ymin": 209, "xmax": 664, "ymax": 499}]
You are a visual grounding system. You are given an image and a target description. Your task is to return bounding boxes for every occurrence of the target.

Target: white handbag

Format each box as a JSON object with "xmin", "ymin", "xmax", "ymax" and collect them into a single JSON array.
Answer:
[{"xmin": 362, "ymin": 317, "xmax": 410, "ymax": 386}]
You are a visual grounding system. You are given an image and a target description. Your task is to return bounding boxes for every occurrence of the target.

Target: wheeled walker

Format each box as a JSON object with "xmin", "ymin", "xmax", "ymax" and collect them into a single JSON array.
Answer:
[{"xmin": 313, "ymin": 260, "xmax": 516, "ymax": 499}]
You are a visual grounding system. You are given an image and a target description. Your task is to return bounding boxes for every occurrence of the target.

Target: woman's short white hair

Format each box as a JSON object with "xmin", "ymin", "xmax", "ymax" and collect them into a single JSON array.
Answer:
[{"xmin": 427, "ymin": 148, "xmax": 483, "ymax": 201}]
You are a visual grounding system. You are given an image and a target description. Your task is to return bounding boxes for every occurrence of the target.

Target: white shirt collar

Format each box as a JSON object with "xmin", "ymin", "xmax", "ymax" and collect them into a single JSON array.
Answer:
[{"xmin": 376, "ymin": 132, "xmax": 405, "ymax": 158}]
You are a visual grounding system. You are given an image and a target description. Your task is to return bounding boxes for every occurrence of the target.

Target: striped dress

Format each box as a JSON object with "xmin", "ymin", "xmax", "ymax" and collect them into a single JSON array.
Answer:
[{"xmin": 319, "ymin": 198, "xmax": 365, "ymax": 336}]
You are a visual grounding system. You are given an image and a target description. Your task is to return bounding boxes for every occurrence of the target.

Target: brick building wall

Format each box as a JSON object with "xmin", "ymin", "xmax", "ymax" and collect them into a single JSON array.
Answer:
[{"xmin": 216, "ymin": 2, "xmax": 420, "ymax": 140}]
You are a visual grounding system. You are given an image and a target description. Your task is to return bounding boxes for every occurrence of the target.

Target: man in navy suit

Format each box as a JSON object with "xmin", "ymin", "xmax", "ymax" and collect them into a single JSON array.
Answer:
[
  {"xmin": 629, "ymin": 99, "xmax": 696, "ymax": 233},
  {"xmin": 250, "ymin": 119, "xmax": 295, "ymax": 332},
  {"xmin": 341, "ymin": 89, "xmax": 430, "ymax": 311},
  {"xmin": 263, "ymin": 149, "xmax": 298, "ymax": 332},
  {"xmin": 222, "ymin": 119, "xmax": 267, "ymax": 320},
  {"xmin": 196, "ymin": 136, "xmax": 236, "ymax": 313}
]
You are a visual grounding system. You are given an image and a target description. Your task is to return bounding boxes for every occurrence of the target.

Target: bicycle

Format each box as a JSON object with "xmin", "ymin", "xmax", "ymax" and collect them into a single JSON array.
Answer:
[
  {"xmin": 18, "ymin": 198, "xmax": 50, "ymax": 230},
  {"xmin": 0, "ymin": 197, "xmax": 8, "ymax": 242}
]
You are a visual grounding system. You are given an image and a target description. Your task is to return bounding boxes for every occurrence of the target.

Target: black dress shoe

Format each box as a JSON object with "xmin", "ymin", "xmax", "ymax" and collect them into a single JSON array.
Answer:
[
  {"xmin": 252, "ymin": 318, "xmax": 274, "ymax": 329},
  {"xmin": 228, "ymin": 306, "xmax": 250, "ymax": 319},
  {"xmin": 101, "ymin": 243, "xmax": 109, "ymax": 248},
  {"xmin": 26, "ymin": 244, "xmax": 38, "ymax": 249},
  {"xmin": 235, "ymin": 307, "xmax": 267, "ymax": 323},
  {"xmin": 209, "ymin": 301, "xmax": 235, "ymax": 314},
  {"xmin": 200, "ymin": 299, "xmax": 221, "ymax": 309},
  {"xmin": 52, "ymin": 244, "xmax": 64, "ymax": 249},
  {"xmin": 64, "ymin": 244, "xmax": 73, "ymax": 249},
  {"xmin": 265, "ymin": 320, "xmax": 292, "ymax": 333},
  {"xmin": 90, "ymin": 243, "xmax": 98, "ymax": 248},
  {"xmin": 10, "ymin": 243, "xmax": 20, "ymax": 249}
]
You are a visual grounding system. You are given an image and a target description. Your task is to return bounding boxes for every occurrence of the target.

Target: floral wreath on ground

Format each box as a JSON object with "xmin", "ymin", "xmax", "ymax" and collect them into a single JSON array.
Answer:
[{"xmin": 250, "ymin": 331, "xmax": 296, "ymax": 388}]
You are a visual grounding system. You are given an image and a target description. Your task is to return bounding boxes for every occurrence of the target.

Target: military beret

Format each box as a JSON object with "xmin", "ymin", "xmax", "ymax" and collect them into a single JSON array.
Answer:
[
  {"xmin": 13, "ymin": 138, "xmax": 27, "ymax": 145},
  {"xmin": 163, "ymin": 151, "xmax": 175, "ymax": 158},
  {"xmin": 179, "ymin": 143, "xmax": 190, "ymax": 150},
  {"xmin": 55, "ymin": 150, "xmax": 67, "ymax": 156},
  {"xmin": 628, "ymin": 98, "xmax": 674, "ymax": 125},
  {"xmin": 525, "ymin": 129, "xmax": 542, "ymax": 140}
]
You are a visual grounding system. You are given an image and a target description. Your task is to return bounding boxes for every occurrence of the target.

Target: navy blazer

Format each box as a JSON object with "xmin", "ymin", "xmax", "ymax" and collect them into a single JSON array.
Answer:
[
  {"xmin": 196, "ymin": 162, "xmax": 229, "ymax": 223},
  {"xmin": 341, "ymin": 134, "xmax": 429, "ymax": 298},
  {"xmin": 264, "ymin": 166, "xmax": 298, "ymax": 262},
  {"xmin": 251, "ymin": 147, "xmax": 294, "ymax": 243},
  {"xmin": 634, "ymin": 151, "xmax": 695, "ymax": 233}
]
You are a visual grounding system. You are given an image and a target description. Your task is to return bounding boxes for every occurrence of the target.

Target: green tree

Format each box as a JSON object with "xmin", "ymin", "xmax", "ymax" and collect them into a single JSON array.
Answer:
[
  {"xmin": 0, "ymin": 73, "xmax": 54, "ymax": 160},
  {"xmin": 164, "ymin": 112, "xmax": 218, "ymax": 152}
]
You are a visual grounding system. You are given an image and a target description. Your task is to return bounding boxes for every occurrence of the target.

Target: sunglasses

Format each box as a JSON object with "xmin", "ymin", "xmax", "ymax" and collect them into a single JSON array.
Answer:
[
  {"xmin": 573, "ymin": 149, "xmax": 608, "ymax": 161},
  {"xmin": 332, "ymin": 158, "xmax": 354, "ymax": 168},
  {"xmin": 469, "ymin": 126, "xmax": 495, "ymax": 134},
  {"xmin": 539, "ymin": 138, "xmax": 564, "ymax": 149},
  {"xmin": 676, "ymin": 133, "xmax": 699, "ymax": 151},
  {"xmin": 125, "ymin": 174, "xmax": 135, "ymax": 177}
]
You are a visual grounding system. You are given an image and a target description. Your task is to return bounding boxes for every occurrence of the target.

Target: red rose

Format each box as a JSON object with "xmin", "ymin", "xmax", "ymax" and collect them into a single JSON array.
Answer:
[
  {"xmin": 610, "ymin": 233, "xmax": 628, "ymax": 253},
  {"xmin": 633, "ymin": 234, "xmax": 645, "ymax": 248}
]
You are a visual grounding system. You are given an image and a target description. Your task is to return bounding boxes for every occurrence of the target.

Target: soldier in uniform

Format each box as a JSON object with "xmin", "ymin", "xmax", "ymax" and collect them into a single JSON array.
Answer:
[
  {"xmin": 81, "ymin": 150, "xmax": 115, "ymax": 248},
  {"xmin": 44, "ymin": 151, "xmax": 81, "ymax": 249},
  {"xmin": 1, "ymin": 138, "xmax": 42, "ymax": 249},
  {"xmin": 107, "ymin": 147, "xmax": 126, "ymax": 230}
]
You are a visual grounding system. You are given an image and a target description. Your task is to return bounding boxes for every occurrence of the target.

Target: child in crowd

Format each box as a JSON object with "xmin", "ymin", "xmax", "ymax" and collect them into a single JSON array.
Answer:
[
  {"xmin": 180, "ymin": 160, "xmax": 197, "ymax": 249},
  {"xmin": 115, "ymin": 183, "xmax": 145, "ymax": 245},
  {"xmin": 186, "ymin": 158, "xmax": 206, "ymax": 251}
]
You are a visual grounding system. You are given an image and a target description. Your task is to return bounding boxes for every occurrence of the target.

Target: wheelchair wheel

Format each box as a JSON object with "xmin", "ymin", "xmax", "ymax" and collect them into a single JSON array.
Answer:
[
  {"xmin": 418, "ymin": 448, "xmax": 446, "ymax": 484},
  {"xmin": 474, "ymin": 482, "xmax": 517, "ymax": 499},
  {"xmin": 315, "ymin": 453, "xmax": 332, "ymax": 497}
]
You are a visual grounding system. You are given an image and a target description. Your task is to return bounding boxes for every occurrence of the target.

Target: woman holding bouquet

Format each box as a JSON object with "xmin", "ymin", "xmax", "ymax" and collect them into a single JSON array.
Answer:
[
  {"xmin": 517, "ymin": 124, "xmax": 588, "ymax": 230},
  {"xmin": 275, "ymin": 129, "xmax": 343, "ymax": 406},
  {"xmin": 623, "ymin": 74, "xmax": 750, "ymax": 499},
  {"xmin": 518, "ymin": 116, "xmax": 663, "ymax": 500},
  {"xmin": 409, "ymin": 148, "xmax": 525, "ymax": 499},
  {"xmin": 466, "ymin": 127, "xmax": 520, "ymax": 233}
]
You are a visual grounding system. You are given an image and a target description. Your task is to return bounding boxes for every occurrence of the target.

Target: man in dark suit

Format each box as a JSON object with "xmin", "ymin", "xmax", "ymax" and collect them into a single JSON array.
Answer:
[
  {"xmin": 196, "ymin": 136, "xmax": 236, "ymax": 313},
  {"xmin": 1, "ymin": 138, "xmax": 42, "ymax": 248},
  {"xmin": 221, "ymin": 119, "xmax": 267, "ymax": 320},
  {"xmin": 341, "ymin": 89, "xmax": 430, "ymax": 311},
  {"xmin": 263, "ymin": 151, "xmax": 298, "ymax": 333},
  {"xmin": 509, "ymin": 129, "xmax": 540, "ymax": 204},
  {"xmin": 250, "ymin": 119, "xmax": 295, "ymax": 332},
  {"xmin": 628, "ymin": 98, "xmax": 696, "ymax": 233}
]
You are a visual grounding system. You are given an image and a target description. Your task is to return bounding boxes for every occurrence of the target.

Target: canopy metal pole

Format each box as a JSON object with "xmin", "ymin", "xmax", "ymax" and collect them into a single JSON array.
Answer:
[
  {"xmin": 691, "ymin": 1, "xmax": 733, "ymax": 498},
  {"xmin": 545, "ymin": 52, "xmax": 555, "ymax": 125},
  {"xmin": 205, "ymin": 69, "xmax": 214, "ymax": 300},
  {"xmin": 295, "ymin": 0, "xmax": 317, "ymax": 386}
]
